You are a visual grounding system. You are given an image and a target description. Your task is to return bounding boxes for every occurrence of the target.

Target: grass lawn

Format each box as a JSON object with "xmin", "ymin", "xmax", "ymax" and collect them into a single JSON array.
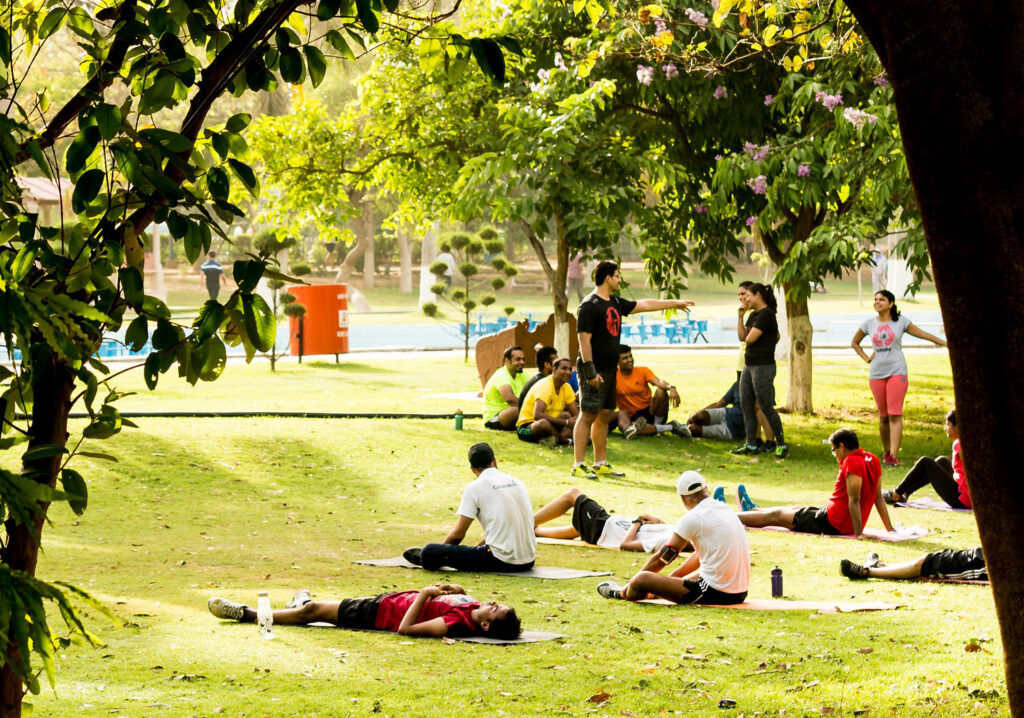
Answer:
[{"xmin": 28, "ymin": 352, "xmax": 1006, "ymax": 716}]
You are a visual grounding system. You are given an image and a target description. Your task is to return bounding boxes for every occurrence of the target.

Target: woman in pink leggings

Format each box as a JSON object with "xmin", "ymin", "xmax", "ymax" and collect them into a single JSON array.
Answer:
[{"xmin": 850, "ymin": 290, "xmax": 947, "ymax": 467}]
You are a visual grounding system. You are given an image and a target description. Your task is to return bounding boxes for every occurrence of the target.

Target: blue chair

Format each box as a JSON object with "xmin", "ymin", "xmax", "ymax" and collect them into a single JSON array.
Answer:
[{"xmin": 691, "ymin": 319, "xmax": 709, "ymax": 344}]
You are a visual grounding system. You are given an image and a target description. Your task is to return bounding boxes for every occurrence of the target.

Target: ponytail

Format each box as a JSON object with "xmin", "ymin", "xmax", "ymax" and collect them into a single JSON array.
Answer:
[
  {"xmin": 753, "ymin": 283, "xmax": 778, "ymax": 313},
  {"xmin": 876, "ymin": 290, "xmax": 899, "ymax": 321}
]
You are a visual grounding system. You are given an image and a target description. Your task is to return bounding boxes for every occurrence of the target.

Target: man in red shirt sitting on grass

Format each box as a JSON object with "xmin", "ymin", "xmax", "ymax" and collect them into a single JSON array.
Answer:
[
  {"xmin": 208, "ymin": 583, "xmax": 520, "ymax": 639},
  {"xmin": 734, "ymin": 428, "xmax": 894, "ymax": 538}
]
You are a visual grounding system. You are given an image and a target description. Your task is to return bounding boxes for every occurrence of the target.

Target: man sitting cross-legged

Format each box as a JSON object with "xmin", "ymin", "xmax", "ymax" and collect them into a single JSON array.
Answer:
[
  {"xmin": 687, "ymin": 380, "xmax": 775, "ymax": 452},
  {"xmin": 208, "ymin": 583, "xmax": 521, "ymax": 639},
  {"xmin": 516, "ymin": 358, "xmax": 579, "ymax": 444},
  {"xmin": 736, "ymin": 428, "xmax": 895, "ymax": 538},
  {"xmin": 615, "ymin": 345, "xmax": 688, "ymax": 439},
  {"xmin": 840, "ymin": 547, "xmax": 986, "ymax": 582},
  {"xmin": 532, "ymin": 487, "xmax": 675, "ymax": 552},
  {"xmin": 482, "ymin": 345, "xmax": 527, "ymax": 431},
  {"xmin": 596, "ymin": 471, "xmax": 749, "ymax": 605},
  {"xmin": 403, "ymin": 442, "xmax": 535, "ymax": 572}
]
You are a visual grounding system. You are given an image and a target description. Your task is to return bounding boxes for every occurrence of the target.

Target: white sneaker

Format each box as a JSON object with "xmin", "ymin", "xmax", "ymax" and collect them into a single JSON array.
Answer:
[
  {"xmin": 208, "ymin": 597, "xmax": 246, "ymax": 621},
  {"xmin": 596, "ymin": 581, "xmax": 623, "ymax": 599}
]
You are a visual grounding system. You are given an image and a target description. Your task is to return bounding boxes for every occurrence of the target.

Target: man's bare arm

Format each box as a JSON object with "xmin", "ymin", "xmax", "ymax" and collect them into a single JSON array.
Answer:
[
  {"xmin": 845, "ymin": 473, "xmax": 864, "ymax": 537},
  {"xmin": 443, "ymin": 515, "xmax": 474, "ymax": 545},
  {"xmin": 636, "ymin": 533, "xmax": 688, "ymax": 573}
]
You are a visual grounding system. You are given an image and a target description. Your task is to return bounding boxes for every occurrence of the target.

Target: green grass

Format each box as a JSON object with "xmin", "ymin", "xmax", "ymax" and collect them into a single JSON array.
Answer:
[{"xmin": 27, "ymin": 352, "xmax": 1006, "ymax": 716}]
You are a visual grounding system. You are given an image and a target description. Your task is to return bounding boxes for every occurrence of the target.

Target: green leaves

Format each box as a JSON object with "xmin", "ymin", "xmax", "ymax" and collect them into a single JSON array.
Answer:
[
  {"xmin": 469, "ymin": 38, "xmax": 506, "ymax": 85},
  {"xmin": 82, "ymin": 405, "xmax": 121, "ymax": 440},
  {"xmin": 71, "ymin": 169, "xmax": 105, "ymax": 214},
  {"xmin": 356, "ymin": 0, "xmax": 381, "ymax": 34},
  {"xmin": 125, "ymin": 316, "xmax": 149, "ymax": 351},
  {"xmin": 118, "ymin": 267, "xmax": 144, "ymax": 308},
  {"xmin": 233, "ymin": 260, "xmax": 265, "ymax": 292},
  {"xmin": 65, "ymin": 126, "xmax": 100, "ymax": 174},
  {"xmin": 60, "ymin": 469, "xmax": 88, "ymax": 516},
  {"xmin": 241, "ymin": 293, "xmax": 276, "ymax": 352},
  {"xmin": 326, "ymin": 30, "xmax": 356, "ymax": 60},
  {"xmin": 279, "ymin": 47, "xmax": 306, "ymax": 84},
  {"xmin": 92, "ymin": 104, "xmax": 121, "ymax": 140},
  {"xmin": 304, "ymin": 46, "xmax": 327, "ymax": 88},
  {"xmin": 207, "ymin": 166, "xmax": 230, "ymax": 200}
]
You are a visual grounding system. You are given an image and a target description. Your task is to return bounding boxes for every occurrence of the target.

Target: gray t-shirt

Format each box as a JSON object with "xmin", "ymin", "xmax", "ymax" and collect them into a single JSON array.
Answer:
[{"xmin": 860, "ymin": 315, "xmax": 912, "ymax": 379}]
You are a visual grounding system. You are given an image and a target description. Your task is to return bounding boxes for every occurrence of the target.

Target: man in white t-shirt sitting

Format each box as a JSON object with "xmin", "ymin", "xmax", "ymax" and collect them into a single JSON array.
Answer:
[
  {"xmin": 532, "ymin": 488, "xmax": 675, "ymax": 553},
  {"xmin": 597, "ymin": 471, "xmax": 749, "ymax": 605},
  {"xmin": 404, "ymin": 443, "xmax": 536, "ymax": 572}
]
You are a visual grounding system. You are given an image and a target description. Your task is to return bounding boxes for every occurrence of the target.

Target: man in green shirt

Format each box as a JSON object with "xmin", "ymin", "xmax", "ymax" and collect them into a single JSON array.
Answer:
[{"xmin": 482, "ymin": 346, "xmax": 527, "ymax": 430}]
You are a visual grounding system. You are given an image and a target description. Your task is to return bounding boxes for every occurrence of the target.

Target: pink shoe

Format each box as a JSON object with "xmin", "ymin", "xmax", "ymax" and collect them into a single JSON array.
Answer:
[{"xmin": 883, "ymin": 452, "xmax": 899, "ymax": 468}]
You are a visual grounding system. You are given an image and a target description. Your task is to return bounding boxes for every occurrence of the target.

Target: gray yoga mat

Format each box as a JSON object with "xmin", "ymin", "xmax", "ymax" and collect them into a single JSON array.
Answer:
[
  {"xmin": 356, "ymin": 556, "xmax": 611, "ymax": 579},
  {"xmin": 305, "ymin": 622, "xmax": 565, "ymax": 644}
]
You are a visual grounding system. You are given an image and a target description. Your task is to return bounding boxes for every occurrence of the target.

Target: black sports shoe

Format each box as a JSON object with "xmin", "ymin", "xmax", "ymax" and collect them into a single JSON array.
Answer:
[
  {"xmin": 757, "ymin": 440, "xmax": 777, "ymax": 454},
  {"xmin": 403, "ymin": 547, "xmax": 423, "ymax": 566},
  {"xmin": 731, "ymin": 444, "xmax": 759, "ymax": 455},
  {"xmin": 840, "ymin": 559, "xmax": 868, "ymax": 580}
]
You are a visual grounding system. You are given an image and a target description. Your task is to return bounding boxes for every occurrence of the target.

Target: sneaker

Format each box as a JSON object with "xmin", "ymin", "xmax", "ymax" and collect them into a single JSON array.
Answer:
[
  {"xmin": 712, "ymin": 486, "xmax": 725, "ymax": 503},
  {"xmin": 596, "ymin": 581, "xmax": 623, "ymax": 600},
  {"xmin": 755, "ymin": 440, "xmax": 775, "ymax": 454},
  {"xmin": 286, "ymin": 589, "xmax": 312, "ymax": 608},
  {"xmin": 623, "ymin": 417, "xmax": 644, "ymax": 440},
  {"xmin": 737, "ymin": 484, "xmax": 758, "ymax": 512},
  {"xmin": 403, "ymin": 547, "xmax": 423, "ymax": 566},
  {"xmin": 864, "ymin": 552, "xmax": 881, "ymax": 569},
  {"xmin": 774, "ymin": 443, "xmax": 789, "ymax": 459},
  {"xmin": 669, "ymin": 421, "xmax": 691, "ymax": 438},
  {"xmin": 881, "ymin": 489, "xmax": 901, "ymax": 505},
  {"xmin": 592, "ymin": 463, "xmax": 625, "ymax": 478},
  {"xmin": 840, "ymin": 559, "xmax": 868, "ymax": 580},
  {"xmin": 731, "ymin": 444, "xmax": 760, "ymax": 455},
  {"xmin": 571, "ymin": 463, "xmax": 599, "ymax": 480},
  {"xmin": 883, "ymin": 452, "xmax": 899, "ymax": 468},
  {"xmin": 208, "ymin": 597, "xmax": 246, "ymax": 621}
]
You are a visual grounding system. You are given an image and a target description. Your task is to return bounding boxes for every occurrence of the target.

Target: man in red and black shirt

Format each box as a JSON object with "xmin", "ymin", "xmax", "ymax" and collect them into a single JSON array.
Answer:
[
  {"xmin": 735, "ymin": 428, "xmax": 894, "ymax": 537},
  {"xmin": 208, "ymin": 583, "xmax": 520, "ymax": 639}
]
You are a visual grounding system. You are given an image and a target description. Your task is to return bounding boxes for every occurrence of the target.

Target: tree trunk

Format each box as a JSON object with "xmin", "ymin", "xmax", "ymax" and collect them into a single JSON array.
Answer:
[
  {"xmin": 782, "ymin": 282, "xmax": 813, "ymax": 412},
  {"xmin": 418, "ymin": 224, "xmax": 438, "ymax": 308},
  {"xmin": 844, "ymin": 2, "xmax": 1024, "ymax": 713},
  {"xmin": 519, "ymin": 216, "xmax": 570, "ymax": 356},
  {"xmin": 397, "ymin": 230, "xmax": 413, "ymax": 294},
  {"xmin": 1, "ymin": 356, "xmax": 75, "ymax": 717},
  {"xmin": 505, "ymin": 235, "xmax": 516, "ymax": 263},
  {"xmin": 362, "ymin": 204, "xmax": 375, "ymax": 289}
]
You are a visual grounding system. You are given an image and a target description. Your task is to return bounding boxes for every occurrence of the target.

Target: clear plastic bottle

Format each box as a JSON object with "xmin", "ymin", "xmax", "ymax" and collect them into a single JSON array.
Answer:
[{"xmin": 257, "ymin": 591, "xmax": 274, "ymax": 640}]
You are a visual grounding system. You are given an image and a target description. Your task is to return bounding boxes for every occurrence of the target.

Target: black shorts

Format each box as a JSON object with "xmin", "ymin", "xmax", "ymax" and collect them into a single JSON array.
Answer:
[
  {"xmin": 629, "ymin": 407, "xmax": 655, "ymax": 424},
  {"xmin": 335, "ymin": 593, "xmax": 389, "ymax": 629},
  {"xmin": 791, "ymin": 507, "xmax": 842, "ymax": 535},
  {"xmin": 571, "ymin": 494, "xmax": 610, "ymax": 544},
  {"xmin": 579, "ymin": 368, "xmax": 617, "ymax": 413},
  {"xmin": 678, "ymin": 577, "xmax": 747, "ymax": 605},
  {"xmin": 516, "ymin": 425, "xmax": 541, "ymax": 443},
  {"xmin": 484, "ymin": 416, "xmax": 514, "ymax": 431},
  {"xmin": 921, "ymin": 547, "xmax": 987, "ymax": 580}
]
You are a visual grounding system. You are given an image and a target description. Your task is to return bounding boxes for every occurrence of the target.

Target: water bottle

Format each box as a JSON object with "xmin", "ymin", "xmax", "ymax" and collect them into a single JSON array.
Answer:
[
  {"xmin": 770, "ymin": 566, "xmax": 783, "ymax": 598},
  {"xmin": 454, "ymin": 409, "xmax": 464, "ymax": 430},
  {"xmin": 257, "ymin": 591, "xmax": 274, "ymax": 640}
]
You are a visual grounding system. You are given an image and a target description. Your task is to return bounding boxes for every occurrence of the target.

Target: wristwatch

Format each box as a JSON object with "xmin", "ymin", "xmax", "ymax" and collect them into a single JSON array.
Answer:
[{"xmin": 632, "ymin": 516, "xmax": 643, "ymax": 524}]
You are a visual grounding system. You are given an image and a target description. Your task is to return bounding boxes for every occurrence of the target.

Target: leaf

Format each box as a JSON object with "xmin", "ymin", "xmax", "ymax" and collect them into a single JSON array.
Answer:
[
  {"xmin": 125, "ymin": 315, "xmax": 149, "ymax": 351},
  {"xmin": 381, "ymin": 0, "xmax": 398, "ymax": 11},
  {"xmin": 225, "ymin": 113, "xmax": 252, "ymax": 133},
  {"xmin": 857, "ymin": 647, "xmax": 873, "ymax": 654},
  {"xmin": 279, "ymin": 47, "xmax": 305, "ymax": 84},
  {"xmin": 326, "ymin": 30, "xmax": 356, "ymax": 60},
  {"xmin": 71, "ymin": 169, "xmax": 105, "ymax": 213},
  {"xmin": 233, "ymin": 260, "xmax": 265, "ymax": 292},
  {"xmin": 65, "ymin": 126, "xmax": 100, "ymax": 174},
  {"xmin": 469, "ymin": 38, "xmax": 505, "ymax": 85},
  {"xmin": 198, "ymin": 336, "xmax": 227, "ymax": 381},
  {"xmin": 118, "ymin": 267, "xmax": 144, "ymax": 308},
  {"xmin": 227, "ymin": 159, "xmax": 258, "ymax": 192},
  {"xmin": 183, "ymin": 222, "xmax": 203, "ymax": 264},
  {"xmin": 10, "ymin": 244, "xmax": 38, "ymax": 282},
  {"xmin": 144, "ymin": 352, "xmax": 160, "ymax": 390},
  {"xmin": 419, "ymin": 37, "xmax": 444, "ymax": 73},
  {"xmin": 262, "ymin": 267, "xmax": 309, "ymax": 285},
  {"xmin": 76, "ymin": 451, "xmax": 118, "ymax": 462},
  {"xmin": 193, "ymin": 301, "xmax": 225, "ymax": 344},
  {"xmin": 139, "ymin": 128, "xmax": 193, "ymax": 154},
  {"xmin": 60, "ymin": 469, "xmax": 88, "ymax": 515},
  {"xmin": 22, "ymin": 444, "xmax": 70, "ymax": 462},
  {"xmin": 241, "ymin": 293, "xmax": 276, "ymax": 352},
  {"xmin": 587, "ymin": 692, "xmax": 611, "ymax": 704},
  {"xmin": 355, "ymin": 0, "xmax": 380, "ymax": 33},
  {"xmin": 151, "ymin": 319, "xmax": 181, "ymax": 351},
  {"xmin": 93, "ymin": 104, "xmax": 122, "ymax": 140},
  {"xmin": 82, "ymin": 405, "xmax": 121, "ymax": 439},
  {"xmin": 964, "ymin": 643, "xmax": 983, "ymax": 653},
  {"xmin": 207, "ymin": 166, "xmax": 230, "ymax": 200},
  {"xmin": 304, "ymin": 46, "xmax": 327, "ymax": 87},
  {"xmin": 317, "ymin": 0, "xmax": 342, "ymax": 20}
]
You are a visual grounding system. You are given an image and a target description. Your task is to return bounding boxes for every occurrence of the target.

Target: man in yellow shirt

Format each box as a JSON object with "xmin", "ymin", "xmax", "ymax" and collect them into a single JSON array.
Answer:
[{"xmin": 517, "ymin": 358, "xmax": 579, "ymax": 444}]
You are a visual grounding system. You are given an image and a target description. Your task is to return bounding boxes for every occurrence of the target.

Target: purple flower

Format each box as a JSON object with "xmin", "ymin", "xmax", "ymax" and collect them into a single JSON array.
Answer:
[
  {"xmin": 746, "ymin": 216, "xmax": 758, "ymax": 228},
  {"xmin": 764, "ymin": 94, "xmax": 775, "ymax": 106},
  {"xmin": 746, "ymin": 174, "xmax": 768, "ymax": 195},
  {"xmin": 714, "ymin": 154, "xmax": 723, "ymax": 160},
  {"xmin": 554, "ymin": 52, "xmax": 567, "ymax": 71},
  {"xmin": 654, "ymin": 17, "xmax": 668, "ymax": 34},
  {"xmin": 744, "ymin": 142, "xmax": 770, "ymax": 163},
  {"xmin": 713, "ymin": 85, "xmax": 728, "ymax": 99},
  {"xmin": 636, "ymin": 65, "xmax": 655, "ymax": 86},
  {"xmin": 797, "ymin": 164, "xmax": 811, "ymax": 177},
  {"xmin": 537, "ymin": 68, "xmax": 550, "ymax": 82},
  {"xmin": 685, "ymin": 8, "xmax": 708, "ymax": 27},
  {"xmin": 695, "ymin": 204, "xmax": 708, "ymax": 214},
  {"xmin": 873, "ymin": 74, "xmax": 888, "ymax": 86},
  {"xmin": 815, "ymin": 90, "xmax": 843, "ymax": 111},
  {"xmin": 663, "ymin": 62, "xmax": 678, "ymax": 80},
  {"xmin": 843, "ymin": 107, "xmax": 879, "ymax": 129}
]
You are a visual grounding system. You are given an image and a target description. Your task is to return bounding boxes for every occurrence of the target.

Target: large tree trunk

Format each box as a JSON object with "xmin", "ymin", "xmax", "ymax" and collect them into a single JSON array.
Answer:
[
  {"xmin": 396, "ymin": 230, "xmax": 412, "ymax": 294},
  {"xmin": 335, "ymin": 193, "xmax": 373, "ymax": 285},
  {"xmin": 519, "ymin": 216, "xmax": 570, "ymax": 356},
  {"xmin": 783, "ymin": 282, "xmax": 813, "ymax": 412},
  {"xmin": 361, "ymin": 204, "xmax": 375, "ymax": 289},
  {"xmin": 844, "ymin": 2, "xmax": 1024, "ymax": 713},
  {"xmin": 0, "ymin": 357, "xmax": 75, "ymax": 717}
]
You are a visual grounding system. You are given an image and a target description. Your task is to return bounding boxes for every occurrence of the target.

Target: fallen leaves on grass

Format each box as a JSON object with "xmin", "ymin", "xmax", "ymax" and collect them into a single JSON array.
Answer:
[
  {"xmin": 964, "ymin": 642, "xmax": 985, "ymax": 653},
  {"xmin": 588, "ymin": 692, "xmax": 611, "ymax": 705},
  {"xmin": 819, "ymin": 707, "xmax": 834, "ymax": 715},
  {"xmin": 858, "ymin": 647, "xmax": 873, "ymax": 654}
]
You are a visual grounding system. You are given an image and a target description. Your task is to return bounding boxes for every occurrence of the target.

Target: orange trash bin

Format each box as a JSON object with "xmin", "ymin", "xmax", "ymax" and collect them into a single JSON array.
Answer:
[{"xmin": 288, "ymin": 283, "xmax": 349, "ymax": 356}]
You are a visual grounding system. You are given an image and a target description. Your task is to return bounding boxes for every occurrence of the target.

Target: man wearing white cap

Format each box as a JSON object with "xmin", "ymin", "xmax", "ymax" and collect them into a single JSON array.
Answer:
[{"xmin": 597, "ymin": 470, "xmax": 749, "ymax": 605}]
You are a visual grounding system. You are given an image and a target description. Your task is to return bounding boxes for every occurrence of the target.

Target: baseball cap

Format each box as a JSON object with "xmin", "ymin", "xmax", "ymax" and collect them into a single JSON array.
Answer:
[{"xmin": 676, "ymin": 470, "xmax": 707, "ymax": 496}]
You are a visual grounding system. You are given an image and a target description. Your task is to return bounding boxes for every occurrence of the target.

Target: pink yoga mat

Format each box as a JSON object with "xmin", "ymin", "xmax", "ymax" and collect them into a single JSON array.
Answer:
[
  {"xmin": 747, "ymin": 525, "xmax": 930, "ymax": 542},
  {"xmin": 638, "ymin": 598, "xmax": 901, "ymax": 613},
  {"xmin": 896, "ymin": 497, "xmax": 972, "ymax": 513}
]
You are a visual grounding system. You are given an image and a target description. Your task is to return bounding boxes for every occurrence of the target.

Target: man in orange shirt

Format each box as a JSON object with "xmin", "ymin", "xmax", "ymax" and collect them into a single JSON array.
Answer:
[{"xmin": 615, "ymin": 346, "xmax": 688, "ymax": 439}]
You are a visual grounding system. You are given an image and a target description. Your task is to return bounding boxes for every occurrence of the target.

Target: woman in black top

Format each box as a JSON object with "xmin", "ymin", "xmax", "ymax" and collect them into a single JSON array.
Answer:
[{"xmin": 734, "ymin": 284, "xmax": 788, "ymax": 458}]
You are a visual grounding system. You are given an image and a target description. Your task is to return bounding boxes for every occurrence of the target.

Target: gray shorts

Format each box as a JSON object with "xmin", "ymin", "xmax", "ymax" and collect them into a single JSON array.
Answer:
[
  {"xmin": 700, "ymin": 409, "xmax": 734, "ymax": 440},
  {"xmin": 579, "ymin": 370, "xmax": 617, "ymax": 413}
]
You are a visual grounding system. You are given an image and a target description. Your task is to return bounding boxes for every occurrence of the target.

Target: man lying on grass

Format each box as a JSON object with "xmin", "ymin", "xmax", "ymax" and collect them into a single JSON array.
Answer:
[
  {"xmin": 533, "ymin": 487, "xmax": 675, "ymax": 552},
  {"xmin": 596, "ymin": 471, "xmax": 750, "ymax": 605},
  {"xmin": 208, "ymin": 583, "xmax": 521, "ymax": 639},
  {"xmin": 736, "ymin": 428, "xmax": 895, "ymax": 538},
  {"xmin": 840, "ymin": 547, "xmax": 986, "ymax": 582}
]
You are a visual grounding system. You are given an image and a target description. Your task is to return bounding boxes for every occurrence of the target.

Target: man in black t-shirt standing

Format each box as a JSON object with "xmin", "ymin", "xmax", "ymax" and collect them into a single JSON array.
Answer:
[{"xmin": 572, "ymin": 261, "xmax": 695, "ymax": 480}]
